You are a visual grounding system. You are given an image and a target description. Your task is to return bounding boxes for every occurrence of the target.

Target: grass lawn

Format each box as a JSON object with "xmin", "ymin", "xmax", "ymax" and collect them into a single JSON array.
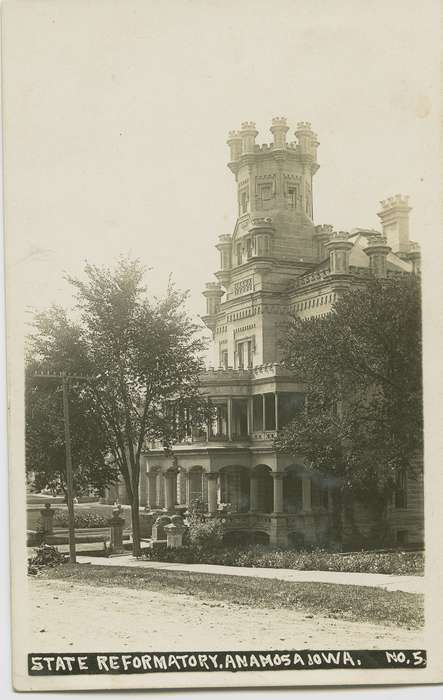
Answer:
[{"xmin": 40, "ymin": 563, "xmax": 423, "ymax": 629}]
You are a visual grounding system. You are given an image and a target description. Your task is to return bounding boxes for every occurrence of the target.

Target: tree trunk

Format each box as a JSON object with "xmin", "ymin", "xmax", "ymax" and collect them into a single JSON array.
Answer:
[{"xmin": 130, "ymin": 467, "xmax": 141, "ymax": 557}]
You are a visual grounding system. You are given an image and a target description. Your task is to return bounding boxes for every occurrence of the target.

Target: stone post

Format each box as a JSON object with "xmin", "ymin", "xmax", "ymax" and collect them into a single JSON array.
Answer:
[
  {"xmin": 274, "ymin": 393, "xmax": 279, "ymax": 431},
  {"xmin": 165, "ymin": 523, "xmax": 184, "ymax": 549},
  {"xmin": 249, "ymin": 475, "xmax": 259, "ymax": 512},
  {"xmin": 272, "ymin": 472, "xmax": 284, "ymax": 513},
  {"xmin": 108, "ymin": 506, "xmax": 125, "ymax": 555},
  {"xmin": 40, "ymin": 503, "xmax": 55, "ymax": 536},
  {"xmin": 207, "ymin": 473, "xmax": 218, "ymax": 514}
]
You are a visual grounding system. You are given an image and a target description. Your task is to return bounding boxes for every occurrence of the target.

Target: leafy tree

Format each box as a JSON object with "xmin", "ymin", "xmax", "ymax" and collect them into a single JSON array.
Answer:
[
  {"xmin": 26, "ymin": 307, "xmax": 118, "ymax": 496},
  {"xmin": 26, "ymin": 258, "xmax": 210, "ymax": 555},
  {"xmin": 275, "ymin": 276, "xmax": 423, "ymax": 547}
]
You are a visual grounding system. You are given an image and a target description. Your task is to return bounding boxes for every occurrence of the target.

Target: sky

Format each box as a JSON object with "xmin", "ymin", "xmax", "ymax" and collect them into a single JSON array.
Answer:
[{"xmin": 3, "ymin": 0, "xmax": 441, "ymax": 334}]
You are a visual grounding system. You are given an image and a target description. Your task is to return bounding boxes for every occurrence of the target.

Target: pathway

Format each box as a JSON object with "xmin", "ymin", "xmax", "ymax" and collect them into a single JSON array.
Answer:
[{"xmin": 77, "ymin": 554, "xmax": 423, "ymax": 594}]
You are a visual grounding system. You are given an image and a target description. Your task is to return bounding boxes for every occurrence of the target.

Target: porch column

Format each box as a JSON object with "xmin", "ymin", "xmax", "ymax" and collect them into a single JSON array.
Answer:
[
  {"xmin": 246, "ymin": 398, "xmax": 253, "ymax": 435},
  {"xmin": 272, "ymin": 472, "xmax": 284, "ymax": 513},
  {"xmin": 302, "ymin": 477, "xmax": 312, "ymax": 513},
  {"xmin": 139, "ymin": 465, "xmax": 148, "ymax": 507},
  {"xmin": 227, "ymin": 399, "xmax": 233, "ymax": 440},
  {"xmin": 164, "ymin": 472, "xmax": 176, "ymax": 512},
  {"xmin": 184, "ymin": 471, "xmax": 191, "ymax": 506},
  {"xmin": 274, "ymin": 393, "xmax": 279, "ymax": 431},
  {"xmin": 262, "ymin": 394, "xmax": 266, "ymax": 431},
  {"xmin": 147, "ymin": 472, "xmax": 157, "ymax": 509},
  {"xmin": 249, "ymin": 475, "xmax": 259, "ymax": 512},
  {"xmin": 207, "ymin": 473, "xmax": 218, "ymax": 514}
]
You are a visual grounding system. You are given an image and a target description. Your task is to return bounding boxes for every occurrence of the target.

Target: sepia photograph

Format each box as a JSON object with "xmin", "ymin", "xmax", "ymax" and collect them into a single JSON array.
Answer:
[{"xmin": 2, "ymin": 0, "xmax": 443, "ymax": 693}]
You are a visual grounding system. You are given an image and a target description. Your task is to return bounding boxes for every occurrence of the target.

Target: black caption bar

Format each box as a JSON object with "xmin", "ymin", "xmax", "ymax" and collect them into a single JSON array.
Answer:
[{"xmin": 28, "ymin": 649, "xmax": 427, "ymax": 675}]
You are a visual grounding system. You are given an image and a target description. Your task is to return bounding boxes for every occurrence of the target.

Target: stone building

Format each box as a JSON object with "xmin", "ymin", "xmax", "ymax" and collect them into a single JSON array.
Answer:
[{"xmin": 115, "ymin": 118, "xmax": 423, "ymax": 548}]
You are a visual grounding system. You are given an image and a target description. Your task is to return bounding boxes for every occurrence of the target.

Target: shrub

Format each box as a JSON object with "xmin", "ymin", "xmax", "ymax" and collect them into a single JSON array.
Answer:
[
  {"xmin": 185, "ymin": 500, "xmax": 225, "ymax": 551},
  {"xmin": 50, "ymin": 509, "xmax": 109, "ymax": 529},
  {"xmin": 143, "ymin": 543, "xmax": 424, "ymax": 576}
]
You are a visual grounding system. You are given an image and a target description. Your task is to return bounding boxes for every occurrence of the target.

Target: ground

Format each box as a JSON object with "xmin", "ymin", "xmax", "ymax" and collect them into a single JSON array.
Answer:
[{"xmin": 28, "ymin": 566, "xmax": 424, "ymax": 653}]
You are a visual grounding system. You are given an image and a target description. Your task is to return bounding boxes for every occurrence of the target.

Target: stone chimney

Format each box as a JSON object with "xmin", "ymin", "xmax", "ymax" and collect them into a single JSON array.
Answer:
[{"xmin": 377, "ymin": 195, "xmax": 411, "ymax": 254}]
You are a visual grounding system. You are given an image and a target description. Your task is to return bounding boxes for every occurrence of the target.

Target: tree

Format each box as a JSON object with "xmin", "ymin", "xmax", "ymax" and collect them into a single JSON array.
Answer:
[
  {"xmin": 26, "ymin": 307, "xmax": 118, "ymax": 496},
  {"xmin": 275, "ymin": 276, "xmax": 423, "ymax": 547},
  {"xmin": 26, "ymin": 258, "xmax": 210, "ymax": 556}
]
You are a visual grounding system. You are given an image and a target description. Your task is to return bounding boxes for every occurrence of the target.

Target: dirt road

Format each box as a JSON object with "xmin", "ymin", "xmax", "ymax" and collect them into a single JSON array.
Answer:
[{"xmin": 28, "ymin": 579, "xmax": 423, "ymax": 652}]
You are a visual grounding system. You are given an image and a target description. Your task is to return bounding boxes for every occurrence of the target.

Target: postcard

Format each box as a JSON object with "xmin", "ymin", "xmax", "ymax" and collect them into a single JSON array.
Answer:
[{"xmin": 3, "ymin": 0, "xmax": 443, "ymax": 691}]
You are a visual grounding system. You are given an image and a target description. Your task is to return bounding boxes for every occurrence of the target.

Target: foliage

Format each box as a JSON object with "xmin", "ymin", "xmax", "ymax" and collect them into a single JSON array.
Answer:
[
  {"xmin": 26, "ymin": 308, "xmax": 119, "ymax": 496},
  {"xmin": 50, "ymin": 509, "xmax": 109, "ymax": 529},
  {"xmin": 184, "ymin": 499, "xmax": 225, "ymax": 550},
  {"xmin": 275, "ymin": 276, "xmax": 423, "ymax": 544},
  {"xmin": 41, "ymin": 564, "xmax": 424, "ymax": 629},
  {"xmin": 26, "ymin": 257, "xmax": 211, "ymax": 556},
  {"xmin": 144, "ymin": 543, "xmax": 423, "ymax": 576},
  {"xmin": 28, "ymin": 544, "xmax": 68, "ymax": 575}
]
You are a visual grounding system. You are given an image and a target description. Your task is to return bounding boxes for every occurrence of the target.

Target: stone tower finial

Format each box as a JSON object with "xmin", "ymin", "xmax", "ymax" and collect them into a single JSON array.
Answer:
[
  {"xmin": 270, "ymin": 117, "xmax": 289, "ymax": 148},
  {"xmin": 294, "ymin": 122, "xmax": 319, "ymax": 160},
  {"xmin": 227, "ymin": 130, "xmax": 242, "ymax": 163}
]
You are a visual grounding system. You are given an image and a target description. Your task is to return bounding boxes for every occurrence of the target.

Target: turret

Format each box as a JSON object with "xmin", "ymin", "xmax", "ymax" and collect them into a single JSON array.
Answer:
[
  {"xmin": 377, "ymin": 195, "xmax": 411, "ymax": 254},
  {"xmin": 313, "ymin": 224, "xmax": 333, "ymax": 261},
  {"xmin": 325, "ymin": 231, "xmax": 353, "ymax": 274},
  {"xmin": 227, "ymin": 130, "xmax": 242, "ymax": 168},
  {"xmin": 270, "ymin": 116, "xmax": 289, "ymax": 149},
  {"xmin": 364, "ymin": 235, "xmax": 391, "ymax": 278},
  {"xmin": 201, "ymin": 282, "xmax": 224, "ymax": 333},
  {"xmin": 295, "ymin": 121, "xmax": 320, "ymax": 162},
  {"xmin": 216, "ymin": 234, "xmax": 232, "ymax": 271},
  {"xmin": 239, "ymin": 121, "xmax": 258, "ymax": 154}
]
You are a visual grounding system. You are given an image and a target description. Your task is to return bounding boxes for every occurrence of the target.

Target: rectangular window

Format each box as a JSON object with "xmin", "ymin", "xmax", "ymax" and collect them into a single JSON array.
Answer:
[
  {"xmin": 220, "ymin": 349, "xmax": 228, "ymax": 369},
  {"xmin": 287, "ymin": 185, "xmax": 298, "ymax": 208},
  {"xmin": 237, "ymin": 342, "xmax": 244, "ymax": 369},
  {"xmin": 236, "ymin": 243, "xmax": 242, "ymax": 266},
  {"xmin": 240, "ymin": 190, "xmax": 249, "ymax": 214}
]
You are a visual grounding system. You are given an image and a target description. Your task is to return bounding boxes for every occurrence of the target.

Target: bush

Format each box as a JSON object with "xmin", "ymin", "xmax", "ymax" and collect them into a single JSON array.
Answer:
[
  {"xmin": 28, "ymin": 544, "xmax": 68, "ymax": 575},
  {"xmin": 50, "ymin": 509, "xmax": 109, "ymax": 529},
  {"xmin": 185, "ymin": 500, "xmax": 225, "ymax": 551},
  {"xmin": 143, "ymin": 543, "xmax": 424, "ymax": 576}
]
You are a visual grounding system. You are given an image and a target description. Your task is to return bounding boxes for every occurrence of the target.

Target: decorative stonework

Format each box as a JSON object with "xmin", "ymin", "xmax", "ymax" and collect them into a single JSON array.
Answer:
[{"xmin": 234, "ymin": 277, "xmax": 253, "ymax": 296}]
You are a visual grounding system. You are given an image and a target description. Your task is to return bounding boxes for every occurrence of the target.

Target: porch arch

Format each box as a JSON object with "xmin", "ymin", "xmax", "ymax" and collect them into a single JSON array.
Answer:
[
  {"xmin": 219, "ymin": 465, "xmax": 250, "ymax": 513},
  {"xmin": 251, "ymin": 464, "xmax": 273, "ymax": 513}
]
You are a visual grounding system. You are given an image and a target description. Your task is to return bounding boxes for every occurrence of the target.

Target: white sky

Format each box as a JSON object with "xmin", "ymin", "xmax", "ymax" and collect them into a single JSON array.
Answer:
[{"xmin": 3, "ymin": 0, "xmax": 441, "ymax": 331}]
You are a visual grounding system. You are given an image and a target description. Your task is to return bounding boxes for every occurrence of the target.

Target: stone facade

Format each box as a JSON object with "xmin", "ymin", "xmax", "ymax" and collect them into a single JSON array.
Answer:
[{"xmin": 132, "ymin": 118, "xmax": 423, "ymax": 548}]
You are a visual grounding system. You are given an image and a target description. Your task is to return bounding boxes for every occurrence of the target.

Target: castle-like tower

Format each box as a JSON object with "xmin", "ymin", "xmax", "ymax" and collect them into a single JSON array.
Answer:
[
  {"xmin": 202, "ymin": 118, "xmax": 321, "ymax": 368},
  {"xmin": 137, "ymin": 117, "xmax": 423, "ymax": 549}
]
